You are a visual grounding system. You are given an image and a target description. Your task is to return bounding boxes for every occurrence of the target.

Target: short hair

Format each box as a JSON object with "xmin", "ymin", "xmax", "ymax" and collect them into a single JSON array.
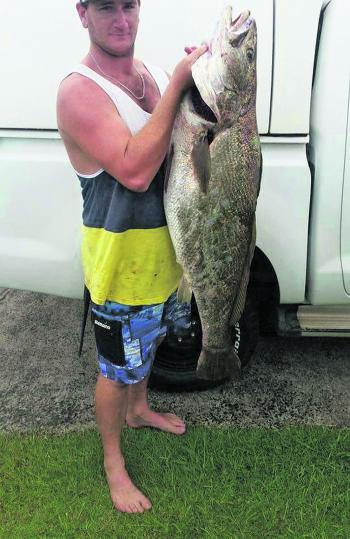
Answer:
[{"xmin": 80, "ymin": 0, "xmax": 140, "ymax": 5}]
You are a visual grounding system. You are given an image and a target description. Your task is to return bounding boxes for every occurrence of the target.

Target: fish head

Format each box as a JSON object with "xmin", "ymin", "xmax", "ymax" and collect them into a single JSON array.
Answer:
[{"xmin": 191, "ymin": 5, "xmax": 258, "ymax": 125}]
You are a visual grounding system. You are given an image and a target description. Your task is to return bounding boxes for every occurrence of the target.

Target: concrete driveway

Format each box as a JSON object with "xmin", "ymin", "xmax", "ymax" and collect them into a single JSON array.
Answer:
[{"xmin": 0, "ymin": 288, "xmax": 349, "ymax": 433}]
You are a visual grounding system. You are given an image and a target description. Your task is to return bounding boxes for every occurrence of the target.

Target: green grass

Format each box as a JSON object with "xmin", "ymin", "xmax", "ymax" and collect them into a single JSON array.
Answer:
[{"xmin": 0, "ymin": 426, "xmax": 349, "ymax": 539}]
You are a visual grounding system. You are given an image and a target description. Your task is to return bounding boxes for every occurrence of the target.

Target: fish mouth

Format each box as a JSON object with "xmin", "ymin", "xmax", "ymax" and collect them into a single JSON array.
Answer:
[
  {"xmin": 230, "ymin": 9, "xmax": 254, "ymax": 44},
  {"xmin": 231, "ymin": 10, "xmax": 251, "ymax": 31},
  {"xmin": 190, "ymin": 85, "xmax": 218, "ymax": 124},
  {"xmin": 190, "ymin": 6, "xmax": 255, "ymax": 122}
]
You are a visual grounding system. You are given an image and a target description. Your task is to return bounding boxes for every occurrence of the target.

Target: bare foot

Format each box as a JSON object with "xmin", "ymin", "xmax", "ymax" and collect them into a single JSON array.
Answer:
[
  {"xmin": 104, "ymin": 459, "xmax": 152, "ymax": 514},
  {"xmin": 126, "ymin": 409, "xmax": 186, "ymax": 435}
]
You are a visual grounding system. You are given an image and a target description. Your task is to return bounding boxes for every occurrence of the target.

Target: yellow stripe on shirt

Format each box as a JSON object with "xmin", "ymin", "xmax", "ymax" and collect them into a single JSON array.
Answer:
[{"xmin": 81, "ymin": 224, "xmax": 183, "ymax": 306}]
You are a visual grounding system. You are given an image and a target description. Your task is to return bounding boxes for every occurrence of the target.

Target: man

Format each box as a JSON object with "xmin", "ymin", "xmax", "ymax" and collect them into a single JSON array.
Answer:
[{"xmin": 57, "ymin": 0, "xmax": 207, "ymax": 514}]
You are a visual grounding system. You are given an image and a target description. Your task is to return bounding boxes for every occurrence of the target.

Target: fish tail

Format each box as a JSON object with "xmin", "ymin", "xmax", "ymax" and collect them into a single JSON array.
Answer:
[{"xmin": 196, "ymin": 346, "xmax": 241, "ymax": 381}]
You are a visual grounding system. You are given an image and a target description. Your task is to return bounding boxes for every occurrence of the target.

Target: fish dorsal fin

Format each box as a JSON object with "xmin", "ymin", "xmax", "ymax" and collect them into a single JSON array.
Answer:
[{"xmin": 191, "ymin": 135, "xmax": 211, "ymax": 193}]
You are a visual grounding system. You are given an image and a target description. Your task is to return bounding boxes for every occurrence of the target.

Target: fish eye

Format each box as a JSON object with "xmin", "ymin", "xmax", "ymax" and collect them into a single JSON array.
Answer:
[{"xmin": 246, "ymin": 48, "xmax": 254, "ymax": 62}]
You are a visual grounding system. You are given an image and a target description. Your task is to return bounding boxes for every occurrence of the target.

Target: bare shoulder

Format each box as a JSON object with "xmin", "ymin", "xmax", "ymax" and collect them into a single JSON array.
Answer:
[
  {"xmin": 56, "ymin": 71, "xmax": 133, "ymax": 178},
  {"xmin": 58, "ymin": 72, "xmax": 111, "ymax": 106},
  {"xmin": 57, "ymin": 73, "xmax": 120, "ymax": 133},
  {"xmin": 58, "ymin": 73, "xmax": 96, "ymax": 113}
]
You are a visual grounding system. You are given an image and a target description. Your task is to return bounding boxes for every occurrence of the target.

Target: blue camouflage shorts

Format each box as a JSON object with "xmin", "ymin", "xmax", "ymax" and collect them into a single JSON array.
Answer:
[{"xmin": 91, "ymin": 291, "xmax": 191, "ymax": 385}]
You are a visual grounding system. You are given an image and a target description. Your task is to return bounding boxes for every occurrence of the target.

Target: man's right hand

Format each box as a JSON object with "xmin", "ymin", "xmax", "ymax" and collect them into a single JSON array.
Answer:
[{"xmin": 171, "ymin": 44, "xmax": 208, "ymax": 93}]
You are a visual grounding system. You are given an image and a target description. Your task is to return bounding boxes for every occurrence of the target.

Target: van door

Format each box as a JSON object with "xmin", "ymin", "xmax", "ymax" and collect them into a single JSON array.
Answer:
[
  {"xmin": 307, "ymin": 0, "xmax": 350, "ymax": 304},
  {"xmin": 340, "ymin": 89, "xmax": 350, "ymax": 294}
]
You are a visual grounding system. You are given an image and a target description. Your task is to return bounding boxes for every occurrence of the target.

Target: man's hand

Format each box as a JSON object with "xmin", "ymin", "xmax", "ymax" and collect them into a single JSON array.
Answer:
[{"xmin": 171, "ymin": 44, "xmax": 208, "ymax": 93}]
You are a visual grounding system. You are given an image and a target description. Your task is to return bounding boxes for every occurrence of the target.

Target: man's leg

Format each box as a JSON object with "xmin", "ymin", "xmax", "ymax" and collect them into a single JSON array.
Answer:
[
  {"xmin": 95, "ymin": 373, "xmax": 152, "ymax": 513},
  {"xmin": 126, "ymin": 293, "xmax": 191, "ymax": 435},
  {"xmin": 126, "ymin": 372, "xmax": 186, "ymax": 435}
]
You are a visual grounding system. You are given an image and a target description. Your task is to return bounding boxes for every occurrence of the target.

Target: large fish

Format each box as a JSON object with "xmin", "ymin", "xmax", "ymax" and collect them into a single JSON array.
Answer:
[{"xmin": 164, "ymin": 6, "xmax": 262, "ymax": 381}]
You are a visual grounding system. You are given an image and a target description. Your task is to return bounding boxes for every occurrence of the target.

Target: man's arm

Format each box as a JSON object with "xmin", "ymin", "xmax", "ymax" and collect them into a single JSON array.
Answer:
[{"xmin": 57, "ymin": 45, "xmax": 207, "ymax": 192}]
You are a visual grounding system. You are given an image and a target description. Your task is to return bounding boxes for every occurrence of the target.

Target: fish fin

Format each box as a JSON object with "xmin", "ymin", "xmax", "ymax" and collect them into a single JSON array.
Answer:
[
  {"xmin": 164, "ymin": 144, "xmax": 174, "ymax": 193},
  {"xmin": 176, "ymin": 275, "xmax": 192, "ymax": 303},
  {"xmin": 196, "ymin": 346, "xmax": 241, "ymax": 381},
  {"xmin": 230, "ymin": 218, "xmax": 256, "ymax": 325},
  {"xmin": 191, "ymin": 136, "xmax": 211, "ymax": 193}
]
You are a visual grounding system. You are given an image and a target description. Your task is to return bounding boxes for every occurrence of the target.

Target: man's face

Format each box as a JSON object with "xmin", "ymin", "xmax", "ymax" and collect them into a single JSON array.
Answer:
[{"xmin": 77, "ymin": 0, "xmax": 141, "ymax": 57}]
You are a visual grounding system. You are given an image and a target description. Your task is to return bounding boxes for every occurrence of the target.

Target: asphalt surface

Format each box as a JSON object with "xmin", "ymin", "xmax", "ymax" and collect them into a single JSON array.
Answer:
[{"xmin": 0, "ymin": 287, "xmax": 349, "ymax": 434}]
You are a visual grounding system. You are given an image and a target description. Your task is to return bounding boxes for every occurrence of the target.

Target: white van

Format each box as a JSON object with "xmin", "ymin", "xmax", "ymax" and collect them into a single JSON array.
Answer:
[{"xmin": 1, "ymin": 0, "xmax": 349, "ymax": 388}]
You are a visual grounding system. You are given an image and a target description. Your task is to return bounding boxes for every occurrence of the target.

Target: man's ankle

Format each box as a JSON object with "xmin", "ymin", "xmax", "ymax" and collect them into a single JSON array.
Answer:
[
  {"xmin": 126, "ymin": 404, "xmax": 150, "ymax": 418},
  {"xmin": 104, "ymin": 451, "xmax": 125, "ymax": 468}
]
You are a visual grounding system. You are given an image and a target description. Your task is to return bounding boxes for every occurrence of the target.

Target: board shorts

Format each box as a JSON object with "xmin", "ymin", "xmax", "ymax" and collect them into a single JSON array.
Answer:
[{"xmin": 91, "ymin": 291, "xmax": 191, "ymax": 385}]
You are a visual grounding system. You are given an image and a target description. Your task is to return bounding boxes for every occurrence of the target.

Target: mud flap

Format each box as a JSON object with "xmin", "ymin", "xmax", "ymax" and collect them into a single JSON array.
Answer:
[{"xmin": 78, "ymin": 285, "xmax": 91, "ymax": 357}]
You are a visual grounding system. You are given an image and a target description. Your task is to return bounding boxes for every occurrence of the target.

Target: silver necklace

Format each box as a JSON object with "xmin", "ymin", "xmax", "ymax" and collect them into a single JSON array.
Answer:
[{"xmin": 88, "ymin": 52, "xmax": 145, "ymax": 100}]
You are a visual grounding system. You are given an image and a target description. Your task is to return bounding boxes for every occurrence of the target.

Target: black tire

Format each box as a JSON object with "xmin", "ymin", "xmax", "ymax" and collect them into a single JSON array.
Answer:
[{"xmin": 149, "ymin": 295, "xmax": 259, "ymax": 391}]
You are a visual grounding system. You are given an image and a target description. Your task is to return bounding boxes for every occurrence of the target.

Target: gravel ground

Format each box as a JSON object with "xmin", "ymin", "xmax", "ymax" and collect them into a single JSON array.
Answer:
[{"xmin": 0, "ymin": 288, "xmax": 349, "ymax": 434}]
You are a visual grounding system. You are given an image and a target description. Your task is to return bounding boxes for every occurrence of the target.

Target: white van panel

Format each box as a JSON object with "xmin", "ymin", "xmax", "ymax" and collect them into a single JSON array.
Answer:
[
  {"xmin": 0, "ymin": 134, "xmax": 84, "ymax": 297},
  {"xmin": 341, "ymin": 92, "xmax": 350, "ymax": 294},
  {"xmin": 0, "ymin": 133, "xmax": 310, "ymax": 303},
  {"xmin": 0, "ymin": 3, "xmax": 87, "ymax": 130},
  {"xmin": 1, "ymin": 0, "xmax": 272, "ymax": 133},
  {"xmin": 270, "ymin": 0, "xmax": 324, "ymax": 134},
  {"xmin": 308, "ymin": 0, "xmax": 350, "ymax": 303},
  {"xmin": 256, "ymin": 138, "xmax": 311, "ymax": 303}
]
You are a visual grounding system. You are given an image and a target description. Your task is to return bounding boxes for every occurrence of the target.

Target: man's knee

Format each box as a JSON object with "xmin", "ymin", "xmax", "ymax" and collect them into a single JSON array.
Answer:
[{"xmin": 97, "ymin": 373, "xmax": 128, "ymax": 390}]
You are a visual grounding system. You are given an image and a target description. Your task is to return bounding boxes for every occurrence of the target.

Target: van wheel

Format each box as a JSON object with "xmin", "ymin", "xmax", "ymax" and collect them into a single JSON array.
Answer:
[{"xmin": 150, "ymin": 295, "xmax": 259, "ymax": 391}]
